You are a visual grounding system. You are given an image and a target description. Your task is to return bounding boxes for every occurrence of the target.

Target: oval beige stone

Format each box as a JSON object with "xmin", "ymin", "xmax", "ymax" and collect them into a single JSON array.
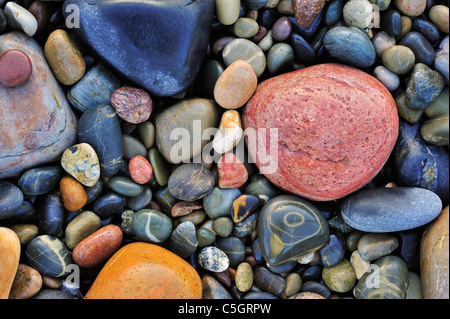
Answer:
[
  {"xmin": 393, "ymin": 0, "xmax": 427, "ymax": 17},
  {"xmin": 235, "ymin": 262, "xmax": 253, "ymax": 292},
  {"xmin": 44, "ymin": 29, "xmax": 86, "ymax": 85},
  {"xmin": 214, "ymin": 60, "xmax": 257, "ymax": 109},
  {"xmin": 65, "ymin": 211, "xmax": 102, "ymax": 249},
  {"xmin": 429, "ymin": 5, "xmax": 449, "ymax": 33},
  {"xmin": 215, "ymin": 0, "xmax": 240, "ymax": 25}
]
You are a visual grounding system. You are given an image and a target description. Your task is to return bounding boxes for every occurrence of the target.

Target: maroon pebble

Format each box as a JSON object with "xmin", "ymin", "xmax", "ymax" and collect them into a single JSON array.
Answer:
[
  {"xmin": 272, "ymin": 17, "xmax": 292, "ymax": 41},
  {"xmin": 0, "ymin": 49, "xmax": 33, "ymax": 88},
  {"xmin": 111, "ymin": 86, "xmax": 152, "ymax": 124},
  {"xmin": 129, "ymin": 155, "xmax": 153, "ymax": 184}
]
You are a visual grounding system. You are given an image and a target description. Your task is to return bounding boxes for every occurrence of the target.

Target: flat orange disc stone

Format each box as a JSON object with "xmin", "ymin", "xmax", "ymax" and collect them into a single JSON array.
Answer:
[
  {"xmin": 84, "ymin": 242, "xmax": 202, "ymax": 299},
  {"xmin": 242, "ymin": 63, "xmax": 399, "ymax": 201}
]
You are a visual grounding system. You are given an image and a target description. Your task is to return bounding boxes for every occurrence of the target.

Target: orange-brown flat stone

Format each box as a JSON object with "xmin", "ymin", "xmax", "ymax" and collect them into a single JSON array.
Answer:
[
  {"xmin": 9, "ymin": 264, "xmax": 42, "ymax": 299},
  {"xmin": 60, "ymin": 176, "xmax": 87, "ymax": 212},
  {"xmin": 73, "ymin": 224, "xmax": 123, "ymax": 268},
  {"xmin": 214, "ymin": 60, "xmax": 257, "ymax": 109},
  {"xmin": 84, "ymin": 242, "xmax": 202, "ymax": 299},
  {"xmin": 242, "ymin": 63, "xmax": 399, "ymax": 201}
]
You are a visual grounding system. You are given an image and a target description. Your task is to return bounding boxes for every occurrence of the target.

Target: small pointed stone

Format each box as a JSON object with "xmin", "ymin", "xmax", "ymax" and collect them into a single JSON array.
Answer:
[
  {"xmin": 212, "ymin": 110, "xmax": 243, "ymax": 154},
  {"xmin": 217, "ymin": 152, "xmax": 248, "ymax": 189}
]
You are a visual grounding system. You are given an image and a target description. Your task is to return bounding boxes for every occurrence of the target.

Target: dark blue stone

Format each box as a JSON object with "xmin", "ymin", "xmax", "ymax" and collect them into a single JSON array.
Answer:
[
  {"xmin": 310, "ymin": 26, "xmax": 328, "ymax": 53},
  {"xmin": 215, "ymin": 236, "xmax": 246, "ymax": 267},
  {"xmin": 267, "ymin": 260, "xmax": 297, "ymax": 274},
  {"xmin": 251, "ymin": 238, "xmax": 264, "ymax": 264},
  {"xmin": 299, "ymin": 265, "xmax": 323, "ymax": 282},
  {"xmin": 413, "ymin": 17, "xmax": 441, "ymax": 44},
  {"xmin": 77, "ymin": 104, "xmax": 123, "ymax": 177},
  {"xmin": 288, "ymin": 7, "xmax": 324, "ymax": 41},
  {"xmin": 394, "ymin": 119, "xmax": 449, "ymax": 204},
  {"xmin": 245, "ymin": 0, "xmax": 268, "ymax": 9},
  {"xmin": 154, "ymin": 186, "xmax": 178, "ymax": 215},
  {"xmin": 291, "ymin": 33, "xmax": 316, "ymax": 65},
  {"xmin": 300, "ymin": 281, "xmax": 332, "ymax": 299},
  {"xmin": 380, "ymin": 8, "xmax": 402, "ymax": 38},
  {"xmin": 318, "ymin": 229, "xmax": 346, "ymax": 267},
  {"xmin": 397, "ymin": 229, "xmax": 421, "ymax": 263},
  {"xmin": 399, "ymin": 31, "xmax": 436, "ymax": 67},
  {"xmin": 341, "ymin": 187, "xmax": 443, "ymax": 232},
  {"xmin": 93, "ymin": 192, "xmax": 127, "ymax": 218},
  {"xmin": 324, "ymin": 0, "xmax": 344, "ymax": 26},
  {"xmin": 0, "ymin": 180, "xmax": 24, "ymax": 220},
  {"xmin": 257, "ymin": 8, "xmax": 280, "ymax": 29},
  {"xmin": 35, "ymin": 193, "xmax": 65, "ymax": 236},
  {"xmin": 85, "ymin": 179, "xmax": 104, "ymax": 205},
  {"xmin": 127, "ymin": 185, "xmax": 152, "ymax": 211},
  {"xmin": 18, "ymin": 166, "xmax": 63, "ymax": 196},
  {"xmin": 5, "ymin": 201, "xmax": 36, "ymax": 224},
  {"xmin": 63, "ymin": 0, "xmax": 214, "ymax": 97}
]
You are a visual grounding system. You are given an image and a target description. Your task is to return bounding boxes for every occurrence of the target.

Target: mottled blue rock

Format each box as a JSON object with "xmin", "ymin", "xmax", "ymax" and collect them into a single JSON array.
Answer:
[
  {"xmin": 405, "ymin": 63, "xmax": 445, "ymax": 110},
  {"xmin": 233, "ymin": 213, "xmax": 258, "ymax": 238},
  {"xmin": 67, "ymin": 64, "xmax": 120, "ymax": 113},
  {"xmin": 17, "ymin": 166, "xmax": 63, "ymax": 196},
  {"xmin": 169, "ymin": 221, "xmax": 198, "ymax": 258},
  {"xmin": 318, "ymin": 229, "xmax": 346, "ymax": 267},
  {"xmin": 77, "ymin": 104, "xmax": 123, "ymax": 177},
  {"xmin": 93, "ymin": 192, "xmax": 127, "ymax": 218},
  {"xmin": 399, "ymin": 32, "xmax": 435, "ymax": 67},
  {"xmin": 63, "ymin": 0, "xmax": 214, "ymax": 97},
  {"xmin": 25, "ymin": 235, "xmax": 72, "ymax": 277},
  {"xmin": 203, "ymin": 187, "xmax": 241, "ymax": 219},
  {"xmin": 394, "ymin": 119, "xmax": 449, "ymax": 204},
  {"xmin": 35, "ymin": 193, "xmax": 65, "ymax": 236},
  {"xmin": 0, "ymin": 180, "xmax": 23, "ymax": 220},
  {"xmin": 215, "ymin": 236, "xmax": 246, "ymax": 267},
  {"xmin": 198, "ymin": 246, "xmax": 230, "ymax": 272},
  {"xmin": 341, "ymin": 187, "xmax": 443, "ymax": 232},
  {"xmin": 323, "ymin": 26, "xmax": 376, "ymax": 68}
]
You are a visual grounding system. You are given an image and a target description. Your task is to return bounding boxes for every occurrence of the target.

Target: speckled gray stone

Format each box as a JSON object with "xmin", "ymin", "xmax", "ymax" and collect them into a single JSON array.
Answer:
[{"xmin": 198, "ymin": 246, "xmax": 230, "ymax": 272}]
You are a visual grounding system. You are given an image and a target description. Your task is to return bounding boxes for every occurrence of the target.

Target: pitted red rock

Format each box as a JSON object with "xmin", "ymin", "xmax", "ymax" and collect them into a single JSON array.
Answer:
[{"xmin": 242, "ymin": 63, "xmax": 399, "ymax": 201}]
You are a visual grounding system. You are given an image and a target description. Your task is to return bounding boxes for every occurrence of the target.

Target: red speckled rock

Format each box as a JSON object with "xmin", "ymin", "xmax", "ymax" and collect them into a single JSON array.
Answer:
[
  {"xmin": 242, "ymin": 63, "xmax": 398, "ymax": 201},
  {"xmin": 0, "ymin": 49, "xmax": 32, "ymax": 87},
  {"xmin": 111, "ymin": 86, "xmax": 152, "ymax": 124},
  {"xmin": 217, "ymin": 152, "xmax": 248, "ymax": 189},
  {"xmin": 294, "ymin": 0, "xmax": 325, "ymax": 28},
  {"xmin": 129, "ymin": 155, "xmax": 153, "ymax": 184},
  {"xmin": 72, "ymin": 224, "xmax": 123, "ymax": 268}
]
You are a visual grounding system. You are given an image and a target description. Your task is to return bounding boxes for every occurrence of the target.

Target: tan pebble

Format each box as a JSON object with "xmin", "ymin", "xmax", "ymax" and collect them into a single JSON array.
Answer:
[
  {"xmin": 42, "ymin": 276, "xmax": 61, "ymax": 289},
  {"xmin": 9, "ymin": 264, "xmax": 42, "ymax": 299},
  {"xmin": 60, "ymin": 176, "xmax": 87, "ymax": 212},
  {"xmin": 214, "ymin": 60, "xmax": 257, "ymax": 110},
  {"xmin": 235, "ymin": 262, "xmax": 253, "ymax": 292},
  {"xmin": 429, "ymin": 5, "xmax": 449, "ymax": 33},
  {"xmin": 44, "ymin": 29, "xmax": 86, "ymax": 85}
]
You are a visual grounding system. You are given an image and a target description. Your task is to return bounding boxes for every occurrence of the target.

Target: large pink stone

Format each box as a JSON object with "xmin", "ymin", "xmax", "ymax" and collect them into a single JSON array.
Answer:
[
  {"xmin": 242, "ymin": 63, "xmax": 399, "ymax": 201},
  {"xmin": 0, "ymin": 32, "xmax": 77, "ymax": 179}
]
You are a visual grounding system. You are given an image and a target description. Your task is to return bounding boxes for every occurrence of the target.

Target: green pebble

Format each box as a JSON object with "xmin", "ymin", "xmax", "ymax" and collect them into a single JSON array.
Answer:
[
  {"xmin": 322, "ymin": 258, "xmax": 356, "ymax": 293},
  {"xmin": 178, "ymin": 210, "xmax": 207, "ymax": 225},
  {"xmin": 122, "ymin": 134, "xmax": 147, "ymax": 160},
  {"xmin": 395, "ymin": 91, "xmax": 424, "ymax": 123},
  {"xmin": 196, "ymin": 227, "xmax": 216, "ymax": 247},
  {"xmin": 425, "ymin": 86, "xmax": 449, "ymax": 117},
  {"xmin": 137, "ymin": 121, "xmax": 155, "ymax": 149},
  {"xmin": 346, "ymin": 230, "xmax": 366, "ymax": 252},
  {"xmin": 212, "ymin": 217, "xmax": 234, "ymax": 237},
  {"xmin": 10, "ymin": 223, "xmax": 39, "ymax": 245},
  {"xmin": 64, "ymin": 211, "xmax": 101, "ymax": 249},
  {"xmin": 148, "ymin": 147, "xmax": 170, "ymax": 186},
  {"xmin": 107, "ymin": 175, "xmax": 144, "ymax": 197},
  {"xmin": 420, "ymin": 113, "xmax": 449, "ymax": 146},
  {"xmin": 131, "ymin": 209, "xmax": 173, "ymax": 243},
  {"xmin": 233, "ymin": 17, "xmax": 259, "ymax": 38},
  {"xmin": 267, "ymin": 42, "xmax": 294, "ymax": 75},
  {"xmin": 281, "ymin": 272, "xmax": 302, "ymax": 298},
  {"xmin": 382, "ymin": 45, "xmax": 415, "ymax": 75}
]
